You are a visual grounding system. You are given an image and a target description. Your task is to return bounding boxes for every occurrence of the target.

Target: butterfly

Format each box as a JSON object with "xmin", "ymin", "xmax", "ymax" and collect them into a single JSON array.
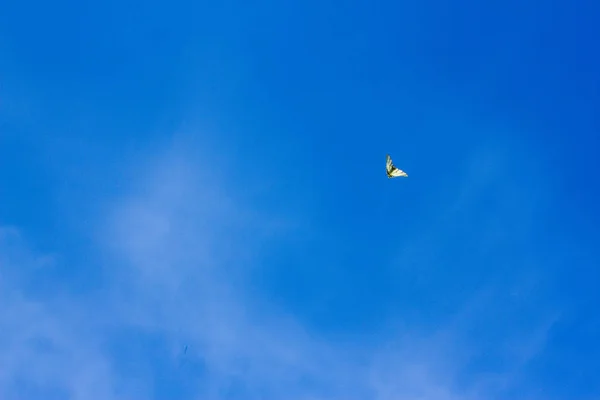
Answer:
[{"xmin": 386, "ymin": 154, "xmax": 408, "ymax": 178}]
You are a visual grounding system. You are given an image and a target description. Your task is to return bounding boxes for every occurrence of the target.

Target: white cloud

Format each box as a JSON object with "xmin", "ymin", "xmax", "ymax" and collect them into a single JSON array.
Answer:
[
  {"xmin": 0, "ymin": 143, "xmax": 557, "ymax": 400},
  {"xmin": 0, "ymin": 229, "xmax": 123, "ymax": 400}
]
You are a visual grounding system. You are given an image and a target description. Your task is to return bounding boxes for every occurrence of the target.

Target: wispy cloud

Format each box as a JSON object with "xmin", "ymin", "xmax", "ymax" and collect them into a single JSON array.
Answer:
[
  {"xmin": 0, "ymin": 142, "xmax": 557, "ymax": 400},
  {"xmin": 0, "ymin": 228, "xmax": 121, "ymax": 400}
]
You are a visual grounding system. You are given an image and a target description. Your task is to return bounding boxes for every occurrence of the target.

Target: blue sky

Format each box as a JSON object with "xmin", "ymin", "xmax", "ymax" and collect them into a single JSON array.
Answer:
[{"xmin": 1, "ymin": 0, "xmax": 599, "ymax": 399}]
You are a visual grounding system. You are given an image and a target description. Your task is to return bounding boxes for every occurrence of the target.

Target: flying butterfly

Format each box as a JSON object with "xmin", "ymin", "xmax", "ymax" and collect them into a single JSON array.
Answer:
[{"xmin": 386, "ymin": 154, "xmax": 408, "ymax": 178}]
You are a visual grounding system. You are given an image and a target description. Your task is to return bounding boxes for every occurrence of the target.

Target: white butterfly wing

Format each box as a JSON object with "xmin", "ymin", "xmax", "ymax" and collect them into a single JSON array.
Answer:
[
  {"xmin": 389, "ymin": 167, "xmax": 408, "ymax": 177},
  {"xmin": 386, "ymin": 154, "xmax": 408, "ymax": 178}
]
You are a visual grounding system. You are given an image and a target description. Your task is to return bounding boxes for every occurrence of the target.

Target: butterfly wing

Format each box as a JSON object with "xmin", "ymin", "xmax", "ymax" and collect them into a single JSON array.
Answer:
[
  {"xmin": 386, "ymin": 154, "xmax": 408, "ymax": 178},
  {"xmin": 389, "ymin": 167, "xmax": 408, "ymax": 177}
]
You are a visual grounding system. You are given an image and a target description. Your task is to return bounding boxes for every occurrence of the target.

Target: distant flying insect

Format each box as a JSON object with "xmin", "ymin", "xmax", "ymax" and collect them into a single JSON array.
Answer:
[{"xmin": 386, "ymin": 154, "xmax": 408, "ymax": 178}]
